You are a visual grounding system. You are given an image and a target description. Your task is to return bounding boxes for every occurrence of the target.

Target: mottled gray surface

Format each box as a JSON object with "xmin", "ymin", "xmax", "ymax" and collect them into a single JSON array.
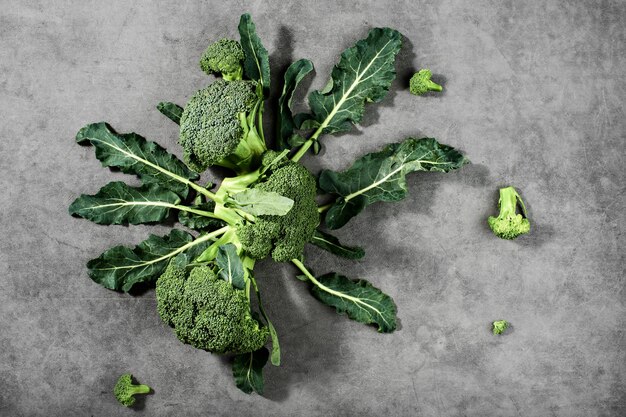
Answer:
[{"xmin": 1, "ymin": 0, "xmax": 624, "ymax": 416}]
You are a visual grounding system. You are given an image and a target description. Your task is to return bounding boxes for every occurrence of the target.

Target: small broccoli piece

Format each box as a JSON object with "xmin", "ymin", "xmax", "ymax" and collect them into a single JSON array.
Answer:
[
  {"xmin": 409, "ymin": 69, "xmax": 442, "ymax": 96},
  {"xmin": 113, "ymin": 373, "xmax": 151, "ymax": 407},
  {"xmin": 488, "ymin": 186, "xmax": 530, "ymax": 240},
  {"xmin": 237, "ymin": 153, "xmax": 319, "ymax": 262},
  {"xmin": 492, "ymin": 320, "xmax": 510, "ymax": 335},
  {"xmin": 179, "ymin": 79, "xmax": 266, "ymax": 173},
  {"xmin": 200, "ymin": 38, "xmax": 244, "ymax": 81},
  {"xmin": 156, "ymin": 262, "xmax": 269, "ymax": 354}
]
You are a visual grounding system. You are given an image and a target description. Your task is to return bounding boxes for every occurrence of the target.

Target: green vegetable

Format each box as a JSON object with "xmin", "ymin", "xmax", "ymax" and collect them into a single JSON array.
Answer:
[
  {"xmin": 114, "ymin": 373, "xmax": 151, "ymax": 407},
  {"xmin": 200, "ymin": 38, "xmax": 245, "ymax": 81},
  {"xmin": 319, "ymin": 137, "xmax": 468, "ymax": 229},
  {"xmin": 70, "ymin": 13, "xmax": 468, "ymax": 395},
  {"xmin": 409, "ymin": 69, "xmax": 442, "ymax": 96},
  {"xmin": 492, "ymin": 320, "xmax": 510, "ymax": 335},
  {"xmin": 488, "ymin": 186, "xmax": 530, "ymax": 239},
  {"xmin": 179, "ymin": 79, "xmax": 266, "ymax": 173},
  {"xmin": 156, "ymin": 261, "xmax": 269, "ymax": 353}
]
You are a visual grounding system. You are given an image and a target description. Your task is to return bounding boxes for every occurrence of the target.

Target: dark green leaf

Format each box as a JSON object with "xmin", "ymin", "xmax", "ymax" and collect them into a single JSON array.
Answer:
[
  {"xmin": 228, "ymin": 189, "xmax": 294, "ymax": 216},
  {"xmin": 293, "ymin": 113, "xmax": 312, "ymax": 129},
  {"xmin": 238, "ymin": 13, "xmax": 270, "ymax": 98},
  {"xmin": 320, "ymin": 137, "xmax": 468, "ymax": 229},
  {"xmin": 287, "ymin": 133, "xmax": 306, "ymax": 148},
  {"xmin": 216, "ymin": 243, "xmax": 245, "ymax": 289},
  {"xmin": 157, "ymin": 102, "xmax": 184, "ymax": 124},
  {"xmin": 69, "ymin": 182, "xmax": 180, "ymax": 225},
  {"xmin": 86, "ymin": 229, "xmax": 209, "ymax": 292},
  {"xmin": 76, "ymin": 122, "xmax": 199, "ymax": 198},
  {"xmin": 308, "ymin": 28, "xmax": 402, "ymax": 135},
  {"xmin": 277, "ymin": 59, "xmax": 314, "ymax": 150},
  {"xmin": 324, "ymin": 196, "xmax": 367, "ymax": 231},
  {"xmin": 232, "ymin": 347, "xmax": 269, "ymax": 395},
  {"xmin": 178, "ymin": 201, "xmax": 225, "ymax": 231},
  {"xmin": 310, "ymin": 229, "xmax": 365, "ymax": 259},
  {"xmin": 250, "ymin": 277, "xmax": 280, "ymax": 366},
  {"xmin": 310, "ymin": 273, "xmax": 397, "ymax": 333}
]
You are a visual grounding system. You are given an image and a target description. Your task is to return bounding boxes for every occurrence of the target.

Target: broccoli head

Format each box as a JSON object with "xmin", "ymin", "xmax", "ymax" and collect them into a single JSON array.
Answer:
[
  {"xmin": 409, "ymin": 69, "xmax": 442, "ymax": 96},
  {"xmin": 200, "ymin": 38, "xmax": 244, "ymax": 81},
  {"xmin": 113, "ymin": 373, "xmax": 151, "ymax": 407},
  {"xmin": 488, "ymin": 186, "xmax": 530, "ymax": 240},
  {"xmin": 179, "ymin": 78, "xmax": 266, "ymax": 173},
  {"xmin": 237, "ymin": 152, "xmax": 319, "ymax": 262},
  {"xmin": 492, "ymin": 320, "xmax": 510, "ymax": 335},
  {"xmin": 156, "ymin": 262, "xmax": 269, "ymax": 354}
]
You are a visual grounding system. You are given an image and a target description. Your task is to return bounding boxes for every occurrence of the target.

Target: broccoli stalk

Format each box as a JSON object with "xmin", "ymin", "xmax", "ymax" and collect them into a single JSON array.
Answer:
[
  {"xmin": 114, "ymin": 373, "xmax": 151, "ymax": 407},
  {"xmin": 488, "ymin": 186, "xmax": 531, "ymax": 239},
  {"xmin": 409, "ymin": 69, "xmax": 442, "ymax": 96}
]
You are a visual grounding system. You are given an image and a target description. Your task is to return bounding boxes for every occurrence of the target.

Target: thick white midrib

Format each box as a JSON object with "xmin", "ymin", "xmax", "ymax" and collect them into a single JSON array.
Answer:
[
  {"xmin": 316, "ymin": 39, "xmax": 394, "ymax": 133},
  {"xmin": 95, "ymin": 226, "xmax": 229, "ymax": 271},
  {"xmin": 344, "ymin": 159, "xmax": 452, "ymax": 202},
  {"xmin": 84, "ymin": 201, "xmax": 220, "ymax": 219},
  {"xmin": 93, "ymin": 138, "xmax": 194, "ymax": 187},
  {"xmin": 85, "ymin": 201, "xmax": 175, "ymax": 209},
  {"xmin": 244, "ymin": 27, "xmax": 263, "ymax": 87},
  {"xmin": 91, "ymin": 137, "xmax": 216, "ymax": 200},
  {"xmin": 225, "ymin": 255, "xmax": 233, "ymax": 285}
]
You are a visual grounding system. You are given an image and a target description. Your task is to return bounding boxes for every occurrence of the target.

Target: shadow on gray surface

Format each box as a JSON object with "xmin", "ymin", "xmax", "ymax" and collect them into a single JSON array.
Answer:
[{"xmin": 253, "ymin": 262, "xmax": 345, "ymax": 402}]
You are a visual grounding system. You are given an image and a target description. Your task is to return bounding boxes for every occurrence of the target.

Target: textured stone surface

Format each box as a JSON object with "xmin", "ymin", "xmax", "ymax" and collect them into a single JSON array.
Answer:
[{"xmin": 1, "ymin": 1, "xmax": 624, "ymax": 416}]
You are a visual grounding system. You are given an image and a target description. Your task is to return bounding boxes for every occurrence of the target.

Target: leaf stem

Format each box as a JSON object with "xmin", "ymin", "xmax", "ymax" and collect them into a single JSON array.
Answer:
[
  {"xmin": 317, "ymin": 203, "xmax": 333, "ymax": 213},
  {"xmin": 291, "ymin": 259, "xmax": 320, "ymax": 286}
]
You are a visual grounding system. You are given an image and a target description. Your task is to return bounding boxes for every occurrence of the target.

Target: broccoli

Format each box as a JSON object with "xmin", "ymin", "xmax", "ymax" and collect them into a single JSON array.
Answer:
[
  {"xmin": 113, "ymin": 373, "xmax": 151, "ymax": 407},
  {"xmin": 71, "ymin": 15, "xmax": 470, "ymax": 395},
  {"xmin": 179, "ymin": 79, "xmax": 266, "ymax": 173},
  {"xmin": 492, "ymin": 320, "xmax": 510, "ymax": 335},
  {"xmin": 409, "ymin": 69, "xmax": 442, "ymax": 96},
  {"xmin": 156, "ymin": 262, "xmax": 269, "ymax": 354},
  {"xmin": 236, "ymin": 153, "xmax": 319, "ymax": 262},
  {"xmin": 200, "ymin": 38, "xmax": 245, "ymax": 81},
  {"xmin": 488, "ymin": 186, "xmax": 530, "ymax": 239}
]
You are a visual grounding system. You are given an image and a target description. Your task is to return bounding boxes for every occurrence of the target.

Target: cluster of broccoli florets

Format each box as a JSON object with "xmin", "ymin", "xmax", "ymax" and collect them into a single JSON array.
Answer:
[
  {"xmin": 179, "ymin": 78, "xmax": 265, "ymax": 173},
  {"xmin": 200, "ymin": 38, "xmax": 245, "ymax": 81},
  {"xmin": 156, "ymin": 261, "xmax": 269, "ymax": 354},
  {"xmin": 236, "ymin": 152, "xmax": 319, "ymax": 262},
  {"xmin": 114, "ymin": 373, "xmax": 151, "ymax": 407}
]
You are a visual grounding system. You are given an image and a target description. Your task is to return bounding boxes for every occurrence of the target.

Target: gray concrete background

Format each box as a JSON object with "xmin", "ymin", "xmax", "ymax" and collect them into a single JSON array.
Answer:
[{"xmin": 1, "ymin": 0, "xmax": 624, "ymax": 416}]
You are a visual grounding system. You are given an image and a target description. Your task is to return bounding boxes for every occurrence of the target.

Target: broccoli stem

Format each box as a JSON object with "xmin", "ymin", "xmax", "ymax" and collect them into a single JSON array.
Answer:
[
  {"xmin": 426, "ymin": 81, "xmax": 443, "ymax": 92},
  {"xmin": 128, "ymin": 384, "xmax": 151, "ymax": 395},
  {"xmin": 173, "ymin": 204, "xmax": 232, "ymax": 222},
  {"xmin": 317, "ymin": 203, "xmax": 332, "ymax": 213},
  {"xmin": 499, "ymin": 186, "xmax": 526, "ymax": 218},
  {"xmin": 257, "ymin": 103, "xmax": 266, "ymax": 144},
  {"xmin": 195, "ymin": 227, "xmax": 239, "ymax": 263}
]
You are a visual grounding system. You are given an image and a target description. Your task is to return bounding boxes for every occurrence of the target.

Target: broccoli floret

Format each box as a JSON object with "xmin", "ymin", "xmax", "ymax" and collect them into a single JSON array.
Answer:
[
  {"xmin": 409, "ymin": 69, "xmax": 442, "ymax": 96},
  {"xmin": 113, "ymin": 373, "xmax": 151, "ymax": 407},
  {"xmin": 179, "ymin": 79, "xmax": 266, "ymax": 174},
  {"xmin": 200, "ymin": 38, "xmax": 244, "ymax": 81},
  {"xmin": 492, "ymin": 320, "xmax": 510, "ymax": 335},
  {"xmin": 488, "ymin": 186, "xmax": 530, "ymax": 240},
  {"xmin": 236, "ymin": 154, "xmax": 319, "ymax": 262},
  {"xmin": 156, "ymin": 262, "xmax": 269, "ymax": 354}
]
